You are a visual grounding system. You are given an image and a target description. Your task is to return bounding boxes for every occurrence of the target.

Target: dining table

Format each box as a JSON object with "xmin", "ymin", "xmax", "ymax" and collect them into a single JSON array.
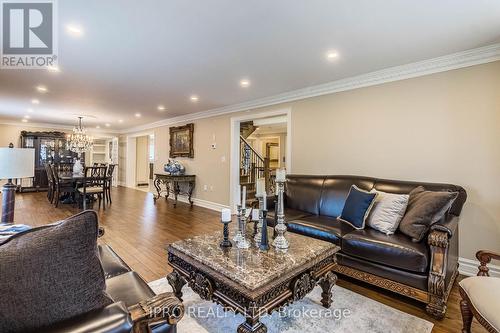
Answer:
[{"xmin": 57, "ymin": 173, "xmax": 85, "ymax": 204}]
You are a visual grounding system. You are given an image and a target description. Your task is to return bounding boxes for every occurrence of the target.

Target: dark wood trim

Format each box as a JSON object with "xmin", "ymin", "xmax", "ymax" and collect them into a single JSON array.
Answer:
[
  {"xmin": 169, "ymin": 123, "xmax": 194, "ymax": 158},
  {"xmin": 332, "ymin": 263, "xmax": 429, "ymax": 302},
  {"xmin": 20, "ymin": 130, "xmax": 67, "ymax": 138}
]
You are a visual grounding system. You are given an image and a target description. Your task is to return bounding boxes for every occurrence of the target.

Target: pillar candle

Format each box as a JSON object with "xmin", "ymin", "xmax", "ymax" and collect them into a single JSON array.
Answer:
[
  {"xmin": 252, "ymin": 208, "xmax": 259, "ymax": 221},
  {"xmin": 276, "ymin": 169, "xmax": 286, "ymax": 182},
  {"xmin": 221, "ymin": 208, "xmax": 232, "ymax": 222},
  {"xmin": 242, "ymin": 186, "xmax": 246, "ymax": 209},
  {"xmin": 236, "ymin": 185, "xmax": 241, "ymax": 206},
  {"xmin": 256, "ymin": 178, "xmax": 265, "ymax": 196}
]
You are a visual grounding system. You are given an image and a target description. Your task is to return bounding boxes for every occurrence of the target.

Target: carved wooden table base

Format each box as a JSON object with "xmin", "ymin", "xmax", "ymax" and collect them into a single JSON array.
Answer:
[{"xmin": 167, "ymin": 250, "xmax": 338, "ymax": 333}]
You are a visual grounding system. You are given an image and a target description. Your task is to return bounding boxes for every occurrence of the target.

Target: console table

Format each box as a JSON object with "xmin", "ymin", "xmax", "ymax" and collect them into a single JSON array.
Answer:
[{"xmin": 153, "ymin": 173, "xmax": 195, "ymax": 207}]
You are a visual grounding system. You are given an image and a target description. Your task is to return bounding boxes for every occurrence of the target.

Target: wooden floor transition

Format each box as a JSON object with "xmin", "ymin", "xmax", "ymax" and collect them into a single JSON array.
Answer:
[{"xmin": 8, "ymin": 186, "xmax": 487, "ymax": 333}]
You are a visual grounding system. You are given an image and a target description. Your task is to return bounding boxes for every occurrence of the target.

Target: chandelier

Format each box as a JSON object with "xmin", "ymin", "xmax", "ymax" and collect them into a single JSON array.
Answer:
[{"xmin": 67, "ymin": 117, "xmax": 93, "ymax": 153}]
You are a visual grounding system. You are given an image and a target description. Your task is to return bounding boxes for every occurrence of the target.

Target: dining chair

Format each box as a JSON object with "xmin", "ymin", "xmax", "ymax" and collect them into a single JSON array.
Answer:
[
  {"xmin": 105, "ymin": 164, "xmax": 116, "ymax": 204},
  {"xmin": 56, "ymin": 162, "xmax": 73, "ymax": 173},
  {"xmin": 44, "ymin": 163, "xmax": 55, "ymax": 203},
  {"xmin": 77, "ymin": 166, "xmax": 108, "ymax": 210},
  {"xmin": 50, "ymin": 164, "xmax": 76, "ymax": 208},
  {"xmin": 460, "ymin": 250, "xmax": 500, "ymax": 333}
]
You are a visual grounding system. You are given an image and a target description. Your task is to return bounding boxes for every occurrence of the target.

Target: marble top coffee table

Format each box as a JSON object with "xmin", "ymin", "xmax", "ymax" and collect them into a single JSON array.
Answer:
[{"xmin": 167, "ymin": 228, "xmax": 339, "ymax": 333}]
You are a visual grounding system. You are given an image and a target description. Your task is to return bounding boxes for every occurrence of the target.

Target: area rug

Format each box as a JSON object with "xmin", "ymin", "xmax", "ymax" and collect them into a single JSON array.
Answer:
[{"xmin": 149, "ymin": 278, "xmax": 433, "ymax": 333}]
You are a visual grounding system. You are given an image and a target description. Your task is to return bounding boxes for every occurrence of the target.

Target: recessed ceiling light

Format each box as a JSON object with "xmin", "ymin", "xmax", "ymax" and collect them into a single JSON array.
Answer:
[
  {"xmin": 135, "ymin": 113, "xmax": 141, "ymax": 118},
  {"xmin": 118, "ymin": 119, "xmax": 124, "ymax": 123},
  {"xmin": 36, "ymin": 85, "xmax": 48, "ymax": 93},
  {"xmin": 46, "ymin": 65, "xmax": 60, "ymax": 73},
  {"xmin": 96, "ymin": 125, "xmax": 100, "ymax": 129},
  {"xmin": 66, "ymin": 24, "xmax": 84, "ymax": 37},
  {"xmin": 190, "ymin": 95, "xmax": 199, "ymax": 102},
  {"xmin": 21, "ymin": 119, "xmax": 28, "ymax": 123},
  {"xmin": 24, "ymin": 115, "xmax": 30, "ymax": 119},
  {"xmin": 105, "ymin": 123, "xmax": 110, "ymax": 127},
  {"xmin": 326, "ymin": 50, "xmax": 339, "ymax": 61},
  {"xmin": 157, "ymin": 105, "xmax": 165, "ymax": 111},
  {"xmin": 240, "ymin": 79, "xmax": 250, "ymax": 88},
  {"xmin": 31, "ymin": 99, "xmax": 39, "ymax": 104},
  {"xmin": 27, "ymin": 108, "xmax": 34, "ymax": 113}
]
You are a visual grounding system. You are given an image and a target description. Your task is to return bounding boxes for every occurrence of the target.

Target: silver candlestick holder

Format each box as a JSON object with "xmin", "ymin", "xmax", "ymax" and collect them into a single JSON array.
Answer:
[
  {"xmin": 237, "ymin": 206, "xmax": 251, "ymax": 249},
  {"xmin": 254, "ymin": 196, "xmax": 264, "ymax": 244},
  {"xmin": 272, "ymin": 178, "xmax": 289, "ymax": 249},
  {"xmin": 233, "ymin": 205, "xmax": 243, "ymax": 243}
]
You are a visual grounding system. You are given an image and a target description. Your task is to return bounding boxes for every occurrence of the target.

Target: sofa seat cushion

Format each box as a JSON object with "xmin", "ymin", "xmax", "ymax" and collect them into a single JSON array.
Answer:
[
  {"xmin": 287, "ymin": 216, "xmax": 344, "ymax": 245},
  {"xmin": 266, "ymin": 208, "xmax": 312, "ymax": 227},
  {"xmin": 342, "ymin": 228, "xmax": 429, "ymax": 273},
  {"xmin": 106, "ymin": 271, "xmax": 156, "ymax": 307},
  {"xmin": 459, "ymin": 276, "xmax": 500, "ymax": 332},
  {"xmin": 99, "ymin": 244, "xmax": 131, "ymax": 279}
]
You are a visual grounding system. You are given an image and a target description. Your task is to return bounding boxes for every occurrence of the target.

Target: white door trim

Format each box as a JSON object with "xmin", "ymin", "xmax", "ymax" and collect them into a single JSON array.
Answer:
[{"xmin": 229, "ymin": 108, "xmax": 292, "ymax": 211}]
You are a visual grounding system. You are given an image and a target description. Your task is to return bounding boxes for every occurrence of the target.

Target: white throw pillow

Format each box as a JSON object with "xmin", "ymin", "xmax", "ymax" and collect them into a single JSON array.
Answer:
[{"xmin": 367, "ymin": 189, "xmax": 409, "ymax": 235}]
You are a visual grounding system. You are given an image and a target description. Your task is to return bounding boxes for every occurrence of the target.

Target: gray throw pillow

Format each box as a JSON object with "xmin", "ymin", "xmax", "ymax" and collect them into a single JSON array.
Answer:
[
  {"xmin": 399, "ymin": 186, "xmax": 458, "ymax": 242},
  {"xmin": 0, "ymin": 211, "xmax": 113, "ymax": 332}
]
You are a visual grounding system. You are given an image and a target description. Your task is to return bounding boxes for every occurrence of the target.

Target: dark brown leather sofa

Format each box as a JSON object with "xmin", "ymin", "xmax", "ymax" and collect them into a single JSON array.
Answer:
[
  {"xmin": 266, "ymin": 175, "xmax": 467, "ymax": 319},
  {"xmin": 45, "ymin": 244, "xmax": 183, "ymax": 333}
]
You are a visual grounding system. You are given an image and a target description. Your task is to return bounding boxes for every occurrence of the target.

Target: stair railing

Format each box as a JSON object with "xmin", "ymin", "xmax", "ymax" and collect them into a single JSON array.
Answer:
[{"xmin": 240, "ymin": 136, "xmax": 271, "ymax": 193}]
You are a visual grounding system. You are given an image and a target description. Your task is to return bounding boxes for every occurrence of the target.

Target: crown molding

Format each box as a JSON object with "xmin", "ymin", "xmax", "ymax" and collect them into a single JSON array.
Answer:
[{"xmin": 122, "ymin": 43, "xmax": 500, "ymax": 134}]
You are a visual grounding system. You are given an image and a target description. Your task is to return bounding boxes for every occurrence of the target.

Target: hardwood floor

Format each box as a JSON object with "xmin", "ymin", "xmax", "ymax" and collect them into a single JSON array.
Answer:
[{"xmin": 8, "ymin": 186, "xmax": 487, "ymax": 333}]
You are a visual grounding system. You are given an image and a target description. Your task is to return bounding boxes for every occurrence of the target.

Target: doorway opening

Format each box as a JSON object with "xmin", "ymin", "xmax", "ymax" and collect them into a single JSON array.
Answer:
[{"xmin": 230, "ymin": 108, "xmax": 291, "ymax": 210}]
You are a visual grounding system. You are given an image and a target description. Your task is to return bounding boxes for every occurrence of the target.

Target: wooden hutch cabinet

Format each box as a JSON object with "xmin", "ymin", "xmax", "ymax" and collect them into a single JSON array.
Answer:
[{"xmin": 20, "ymin": 131, "xmax": 84, "ymax": 192}]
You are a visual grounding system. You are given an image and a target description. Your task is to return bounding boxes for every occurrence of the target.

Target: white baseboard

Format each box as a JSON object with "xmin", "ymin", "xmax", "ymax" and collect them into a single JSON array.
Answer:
[
  {"xmin": 459, "ymin": 257, "xmax": 500, "ymax": 277},
  {"xmin": 174, "ymin": 194, "xmax": 230, "ymax": 212},
  {"xmin": 118, "ymin": 183, "xmax": 229, "ymax": 212}
]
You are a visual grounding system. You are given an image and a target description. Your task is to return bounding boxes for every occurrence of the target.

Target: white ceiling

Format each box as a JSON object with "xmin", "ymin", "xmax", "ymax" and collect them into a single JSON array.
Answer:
[{"xmin": 1, "ymin": 0, "xmax": 499, "ymax": 131}]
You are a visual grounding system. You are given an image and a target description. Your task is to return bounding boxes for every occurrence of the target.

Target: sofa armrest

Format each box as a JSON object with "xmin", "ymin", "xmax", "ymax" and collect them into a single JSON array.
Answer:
[
  {"xmin": 476, "ymin": 250, "xmax": 500, "ymax": 276},
  {"xmin": 430, "ymin": 214, "xmax": 458, "ymax": 238},
  {"xmin": 128, "ymin": 292, "xmax": 184, "ymax": 332},
  {"xmin": 426, "ymin": 227, "xmax": 455, "ymax": 319}
]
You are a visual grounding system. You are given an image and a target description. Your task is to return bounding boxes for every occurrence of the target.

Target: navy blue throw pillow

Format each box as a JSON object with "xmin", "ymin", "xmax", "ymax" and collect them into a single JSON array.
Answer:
[{"xmin": 340, "ymin": 185, "xmax": 377, "ymax": 229}]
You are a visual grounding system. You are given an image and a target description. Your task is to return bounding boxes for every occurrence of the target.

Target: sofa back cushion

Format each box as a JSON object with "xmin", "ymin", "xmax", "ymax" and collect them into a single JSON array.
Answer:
[
  {"xmin": 0, "ymin": 210, "xmax": 113, "ymax": 333},
  {"xmin": 319, "ymin": 176, "xmax": 375, "ymax": 218},
  {"xmin": 285, "ymin": 175, "xmax": 325, "ymax": 215},
  {"xmin": 373, "ymin": 178, "xmax": 466, "ymax": 216}
]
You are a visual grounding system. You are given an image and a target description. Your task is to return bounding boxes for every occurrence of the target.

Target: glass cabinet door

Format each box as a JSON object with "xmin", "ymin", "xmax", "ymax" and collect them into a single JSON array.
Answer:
[{"xmin": 39, "ymin": 138, "xmax": 56, "ymax": 166}]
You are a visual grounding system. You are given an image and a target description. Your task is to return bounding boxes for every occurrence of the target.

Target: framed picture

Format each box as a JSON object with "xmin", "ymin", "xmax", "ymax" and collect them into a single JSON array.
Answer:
[{"xmin": 169, "ymin": 123, "xmax": 194, "ymax": 158}]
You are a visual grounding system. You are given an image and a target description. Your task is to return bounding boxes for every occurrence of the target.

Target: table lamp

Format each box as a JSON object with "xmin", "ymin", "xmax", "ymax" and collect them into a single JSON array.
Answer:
[{"xmin": 0, "ymin": 144, "xmax": 35, "ymax": 223}]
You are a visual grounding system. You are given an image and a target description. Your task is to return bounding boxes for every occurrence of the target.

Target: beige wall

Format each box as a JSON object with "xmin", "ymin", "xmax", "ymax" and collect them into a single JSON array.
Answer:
[
  {"xmin": 136, "ymin": 136, "xmax": 150, "ymax": 184},
  {"xmin": 4, "ymin": 61, "xmax": 497, "ymax": 261},
  {"xmin": 145, "ymin": 61, "xmax": 500, "ymax": 261},
  {"xmin": 285, "ymin": 61, "xmax": 500, "ymax": 261},
  {"xmin": 152, "ymin": 116, "xmax": 231, "ymax": 205}
]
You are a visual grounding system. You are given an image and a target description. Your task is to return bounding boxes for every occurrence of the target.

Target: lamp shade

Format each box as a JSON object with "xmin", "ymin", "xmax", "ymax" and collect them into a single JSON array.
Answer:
[{"xmin": 0, "ymin": 148, "xmax": 35, "ymax": 179}]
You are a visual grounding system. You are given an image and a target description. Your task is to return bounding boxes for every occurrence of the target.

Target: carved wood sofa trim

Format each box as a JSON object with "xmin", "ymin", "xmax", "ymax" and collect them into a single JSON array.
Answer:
[
  {"xmin": 331, "ymin": 228, "xmax": 459, "ymax": 320},
  {"xmin": 128, "ymin": 292, "xmax": 185, "ymax": 333},
  {"xmin": 331, "ymin": 264, "xmax": 429, "ymax": 302}
]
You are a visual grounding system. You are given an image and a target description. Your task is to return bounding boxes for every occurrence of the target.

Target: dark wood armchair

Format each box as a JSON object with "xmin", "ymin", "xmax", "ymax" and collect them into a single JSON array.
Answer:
[{"xmin": 460, "ymin": 250, "xmax": 500, "ymax": 333}]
